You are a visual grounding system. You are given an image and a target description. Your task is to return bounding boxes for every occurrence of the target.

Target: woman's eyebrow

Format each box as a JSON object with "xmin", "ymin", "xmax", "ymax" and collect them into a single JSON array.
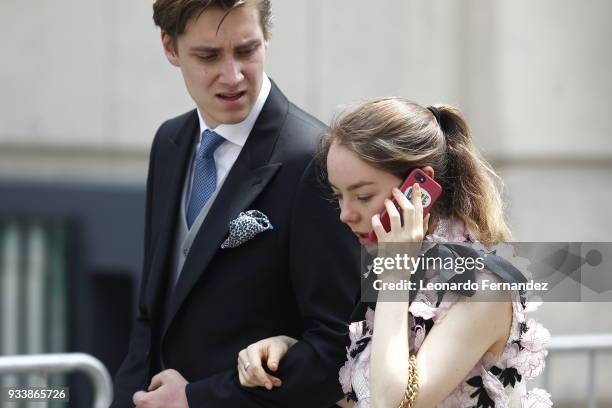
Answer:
[
  {"xmin": 347, "ymin": 181, "xmax": 375, "ymax": 191},
  {"xmin": 328, "ymin": 181, "xmax": 375, "ymax": 191}
]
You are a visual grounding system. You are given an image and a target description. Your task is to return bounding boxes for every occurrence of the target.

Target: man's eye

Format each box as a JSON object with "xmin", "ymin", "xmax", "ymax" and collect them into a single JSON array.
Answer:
[
  {"xmin": 197, "ymin": 54, "xmax": 216, "ymax": 62},
  {"xmin": 237, "ymin": 47, "xmax": 256, "ymax": 57}
]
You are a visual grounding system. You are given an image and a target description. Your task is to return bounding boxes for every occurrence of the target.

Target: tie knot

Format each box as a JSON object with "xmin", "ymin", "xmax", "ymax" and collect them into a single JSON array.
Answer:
[{"xmin": 199, "ymin": 130, "xmax": 225, "ymax": 159}]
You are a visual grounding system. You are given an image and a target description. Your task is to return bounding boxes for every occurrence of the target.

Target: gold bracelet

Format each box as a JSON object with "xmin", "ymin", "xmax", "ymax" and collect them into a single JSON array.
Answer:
[{"xmin": 398, "ymin": 355, "xmax": 419, "ymax": 408}]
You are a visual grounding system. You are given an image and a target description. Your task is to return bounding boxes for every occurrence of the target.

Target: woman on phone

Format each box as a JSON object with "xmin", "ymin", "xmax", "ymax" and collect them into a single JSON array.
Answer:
[{"xmin": 236, "ymin": 98, "xmax": 552, "ymax": 407}]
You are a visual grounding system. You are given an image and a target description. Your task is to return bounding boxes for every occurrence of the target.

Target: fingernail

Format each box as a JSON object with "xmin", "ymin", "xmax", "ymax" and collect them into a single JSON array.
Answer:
[
  {"xmin": 393, "ymin": 187, "xmax": 401, "ymax": 194},
  {"xmin": 266, "ymin": 382, "xmax": 272, "ymax": 390}
]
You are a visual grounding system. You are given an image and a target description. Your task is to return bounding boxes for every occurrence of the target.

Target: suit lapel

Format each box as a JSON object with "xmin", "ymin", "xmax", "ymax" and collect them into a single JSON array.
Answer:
[
  {"xmin": 146, "ymin": 111, "xmax": 198, "ymax": 319},
  {"xmin": 162, "ymin": 83, "xmax": 287, "ymax": 338}
]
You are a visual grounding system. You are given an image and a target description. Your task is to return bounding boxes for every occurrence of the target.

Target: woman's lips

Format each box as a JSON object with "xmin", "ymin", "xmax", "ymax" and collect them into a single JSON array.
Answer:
[{"xmin": 354, "ymin": 232, "xmax": 371, "ymax": 244}]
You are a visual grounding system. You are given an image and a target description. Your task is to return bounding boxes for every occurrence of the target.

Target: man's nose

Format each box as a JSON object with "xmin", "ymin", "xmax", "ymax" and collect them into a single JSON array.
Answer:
[{"xmin": 218, "ymin": 57, "xmax": 244, "ymax": 86}]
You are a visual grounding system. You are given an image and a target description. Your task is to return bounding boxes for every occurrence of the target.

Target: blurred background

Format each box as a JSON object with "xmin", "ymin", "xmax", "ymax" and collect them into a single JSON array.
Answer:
[{"xmin": 1, "ymin": 0, "xmax": 611, "ymax": 406}]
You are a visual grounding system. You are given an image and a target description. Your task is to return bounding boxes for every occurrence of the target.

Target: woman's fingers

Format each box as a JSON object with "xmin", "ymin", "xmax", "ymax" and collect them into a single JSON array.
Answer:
[
  {"xmin": 371, "ymin": 213, "xmax": 386, "ymax": 241},
  {"xmin": 237, "ymin": 353, "xmax": 281, "ymax": 389},
  {"xmin": 267, "ymin": 374, "xmax": 282, "ymax": 387},
  {"xmin": 238, "ymin": 348, "xmax": 267, "ymax": 388},
  {"xmin": 385, "ymin": 197, "xmax": 402, "ymax": 233},
  {"xmin": 266, "ymin": 342, "xmax": 287, "ymax": 372},
  {"xmin": 376, "ymin": 182, "xmax": 431, "ymax": 245},
  {"xmin": 392, "ymin": 187, "xmax": 416, "ymax": 230},
  {"xmin": 246, "ymin": 344, "xmax": 273, "ymax": 390},
  {"xmin": 238, "ymin": 357, "xmax": 254, "ymax": 387},
  {"xmin": 238, "ymin": 349, "xmax": 255, "ymax": 385},
  {"xmin": 237, "ymin": 336, "xmax": 297, "ymax": 389},
  {"xmin": 245, "ymin": 346, "xmax": 270, "ymax": 390}
]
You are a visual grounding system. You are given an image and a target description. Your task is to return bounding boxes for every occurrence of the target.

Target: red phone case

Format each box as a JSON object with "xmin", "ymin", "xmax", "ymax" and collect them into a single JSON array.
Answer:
[{"xmin": 368, "ymin": 168, "xmax": 442, "ymax": 242}]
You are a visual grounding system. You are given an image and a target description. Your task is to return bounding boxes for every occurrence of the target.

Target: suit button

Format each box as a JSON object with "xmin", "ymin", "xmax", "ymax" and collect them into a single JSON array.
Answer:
[{"xmin": 183, "ymin": 247, "xmax": 189, "ymax": 256}]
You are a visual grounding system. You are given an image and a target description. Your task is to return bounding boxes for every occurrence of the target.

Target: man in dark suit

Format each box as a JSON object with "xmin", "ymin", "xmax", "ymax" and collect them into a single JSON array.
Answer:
[{"xmin": 112, "ymin": 1, "xmax": 360, "ymax": 407}]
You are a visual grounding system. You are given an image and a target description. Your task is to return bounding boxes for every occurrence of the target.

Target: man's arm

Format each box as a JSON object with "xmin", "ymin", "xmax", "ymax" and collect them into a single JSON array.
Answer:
[
  {"xmin": 111, "ymin": 314, "xmax": 153, "ymax": 406},
  {"xmin": 185, "ymin": 159, "xmax": 361, "ymax": 407},
  {"xmin": 111, "ymin": 131, "xmax": 161, "ymax": 407}
]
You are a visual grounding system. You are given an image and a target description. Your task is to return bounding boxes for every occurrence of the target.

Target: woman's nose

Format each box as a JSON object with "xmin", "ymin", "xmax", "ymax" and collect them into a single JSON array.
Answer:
[{"xmin": 339, "ymin": 203, "xmax": 360, "ymax": 224}]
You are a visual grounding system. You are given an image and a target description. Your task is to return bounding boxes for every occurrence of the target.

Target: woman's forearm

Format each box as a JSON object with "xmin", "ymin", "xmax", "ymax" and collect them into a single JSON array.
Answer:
[{"xmin": 370, "ymin": 293, "xmax": 411, "ymax": 408}]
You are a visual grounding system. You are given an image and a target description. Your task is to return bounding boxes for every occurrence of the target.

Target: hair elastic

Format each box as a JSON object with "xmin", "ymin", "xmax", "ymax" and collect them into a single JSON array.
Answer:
[{"xmin": 427, "ymin": 106, "xmax": 441, "ymax": 124}]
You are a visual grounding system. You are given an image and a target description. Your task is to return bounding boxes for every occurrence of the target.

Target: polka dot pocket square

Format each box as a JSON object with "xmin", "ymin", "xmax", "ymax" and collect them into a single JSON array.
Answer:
[{"xmin": 221, "ymin": 210, "xmax": 273, "ymax": 249}]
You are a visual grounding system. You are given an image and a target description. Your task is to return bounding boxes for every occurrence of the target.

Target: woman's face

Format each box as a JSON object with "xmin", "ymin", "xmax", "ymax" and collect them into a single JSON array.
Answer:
[{"xmin": 327, "ymin": 141, "xmax": 402, "ymax": 246}]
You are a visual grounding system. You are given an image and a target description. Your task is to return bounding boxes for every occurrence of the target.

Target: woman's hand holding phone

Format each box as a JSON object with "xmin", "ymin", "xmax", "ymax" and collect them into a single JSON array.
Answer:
[
  {"xmin": 371, "ymin": 183, "xmax": 430, "ymax": 282},
  {"xmin": 367, "ymin": 168, "xmax": 441, "ymax": 243},
  {"xmin": 371, "ymin": 183, "xmax": 430, "ymax": 245}
]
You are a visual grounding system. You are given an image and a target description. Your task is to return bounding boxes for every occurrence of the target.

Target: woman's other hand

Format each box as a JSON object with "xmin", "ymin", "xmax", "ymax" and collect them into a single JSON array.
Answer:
[{"xmin": 237, "ymin": 335, "xmax": 298, "ymax": 389}]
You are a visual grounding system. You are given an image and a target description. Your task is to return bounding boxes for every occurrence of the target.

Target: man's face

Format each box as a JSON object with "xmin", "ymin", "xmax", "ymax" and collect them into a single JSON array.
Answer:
[{"xmin": 162, "ymin": 5, "xmax": 267, "ymax": 128}]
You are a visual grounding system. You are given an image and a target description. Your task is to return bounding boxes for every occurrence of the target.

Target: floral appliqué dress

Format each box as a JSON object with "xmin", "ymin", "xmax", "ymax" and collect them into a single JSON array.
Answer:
[{"xmin": 338, "ymin": 217, "xmax": 553, "ymax": 408}]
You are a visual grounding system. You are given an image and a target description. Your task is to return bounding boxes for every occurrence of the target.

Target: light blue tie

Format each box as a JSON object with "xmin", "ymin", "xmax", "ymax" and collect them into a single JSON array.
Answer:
[{"xmin": 186, "ymin": 129, "xmax": 225, "ymax": 228}]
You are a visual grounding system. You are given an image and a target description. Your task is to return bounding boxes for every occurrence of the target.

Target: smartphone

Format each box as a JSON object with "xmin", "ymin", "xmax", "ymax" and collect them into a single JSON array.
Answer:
[{"xmin": 367, "ymin": 168, "xmax": 442, "ymax": 243}]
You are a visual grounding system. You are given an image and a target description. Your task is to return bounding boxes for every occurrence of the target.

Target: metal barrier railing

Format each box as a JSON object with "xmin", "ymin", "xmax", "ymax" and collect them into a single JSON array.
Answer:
[
  {"xmin": 543, "ymin": 334, "xmax": 612, "ymax": 408},
  {"xmin": 0, "ymin": 353, "xmax": 112, "ymax": 408},
  {"xmin": 1, "ymin": 221, "xmax": 69, "ymax": 359},
  {"xmin": 1, "ymin": 220, "xmax": 72, "ymax": 405}
]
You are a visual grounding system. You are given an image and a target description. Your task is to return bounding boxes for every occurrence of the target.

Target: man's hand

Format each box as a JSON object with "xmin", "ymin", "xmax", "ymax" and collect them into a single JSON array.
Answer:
[{"xmin": 132, "ymin": 369, "xmax": 189, "ymax": 408}]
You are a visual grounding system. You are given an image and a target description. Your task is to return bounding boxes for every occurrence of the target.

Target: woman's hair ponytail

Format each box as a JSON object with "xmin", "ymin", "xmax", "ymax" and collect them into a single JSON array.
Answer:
[{"xmin": 433, "ymin": 104, "xmax": 512, "ymax": 244}]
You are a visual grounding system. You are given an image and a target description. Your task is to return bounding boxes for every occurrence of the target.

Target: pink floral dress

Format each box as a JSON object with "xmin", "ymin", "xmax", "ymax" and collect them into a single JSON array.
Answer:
[{"xmin": 338, "ymin": 217, "xmax": 553, "ymax": 408}]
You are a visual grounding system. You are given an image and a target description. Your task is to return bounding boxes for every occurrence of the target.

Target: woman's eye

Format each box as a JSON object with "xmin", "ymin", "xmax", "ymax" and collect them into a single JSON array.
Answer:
[{"xmin": 357, "ymin": 196, "xmax": 372, "ymax": 203}]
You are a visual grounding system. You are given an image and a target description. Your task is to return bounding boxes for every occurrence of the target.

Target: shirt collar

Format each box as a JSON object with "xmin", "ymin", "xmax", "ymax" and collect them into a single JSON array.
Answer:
[{"xmin": 197, "ymin": 73, "xmax": 271, "ymax": 147}]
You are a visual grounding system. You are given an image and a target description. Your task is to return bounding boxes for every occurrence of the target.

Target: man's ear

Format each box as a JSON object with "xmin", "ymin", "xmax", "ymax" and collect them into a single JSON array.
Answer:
[
  {"xmin": 161, "ymin": 31, "xmax": 180, "ymax": 67},
  {"xmin": 422, "ymin": 166, "xmax": 435, "ymax": 180}
]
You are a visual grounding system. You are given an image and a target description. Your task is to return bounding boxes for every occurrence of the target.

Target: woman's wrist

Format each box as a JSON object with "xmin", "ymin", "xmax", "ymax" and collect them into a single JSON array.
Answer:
[{"xmin": 376, "ymin": 244, "xmax": 421, "ymax": 282}]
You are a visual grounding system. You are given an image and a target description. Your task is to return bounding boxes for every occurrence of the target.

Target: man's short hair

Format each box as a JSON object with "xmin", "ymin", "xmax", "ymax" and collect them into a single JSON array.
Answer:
[{"xmin": 153, "ymin": 0, "xmax": 272, "ymax": 41}]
